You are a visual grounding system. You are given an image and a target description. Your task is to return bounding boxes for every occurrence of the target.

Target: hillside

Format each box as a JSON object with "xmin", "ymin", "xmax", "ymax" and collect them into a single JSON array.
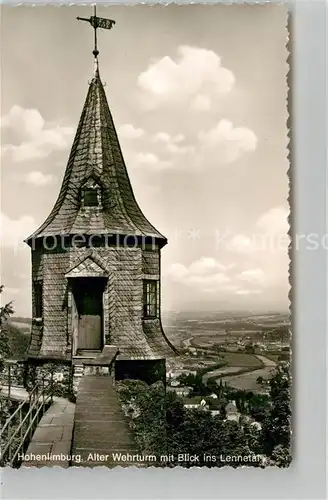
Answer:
[{"xmin": 1, "ymin": 320, "xmax": 30, "ymax": 360}]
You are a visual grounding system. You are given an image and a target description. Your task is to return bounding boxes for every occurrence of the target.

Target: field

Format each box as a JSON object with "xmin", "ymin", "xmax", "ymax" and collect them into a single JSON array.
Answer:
[
  {"xmin": 163, "ymin": 311, "xmax": 290, "ymax": 393},
  {"xmin": 164, "ymin": 311, "xmax": 290, "ymax": 346},
  {"xmin": 212, "ymin": 354, "xmax": 276, "ymax": 393},
  {"xmin": 222, "ymin": 352, "xmax": 263, "ymax": 368},
  {"xmin": 222, "ymin": 367, "xmax": 275, "ymax": 392},
  {"xmin": 202, "ymin": 353, "xmax": 265, "ymax": 384}
]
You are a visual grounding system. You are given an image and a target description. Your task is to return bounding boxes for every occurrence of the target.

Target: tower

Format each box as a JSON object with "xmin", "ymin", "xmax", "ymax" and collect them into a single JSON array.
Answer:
[{"xmin": 25, "ymin": 9, "xmax": 177, "ymax": 385}]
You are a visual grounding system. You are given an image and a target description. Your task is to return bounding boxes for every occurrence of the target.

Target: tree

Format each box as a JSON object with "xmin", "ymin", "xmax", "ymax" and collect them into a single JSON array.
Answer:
[
  {"xmin": 0, "ymin": 286, "xmax": 14, "ymax": 364},
  {"xmin": 270, "ymin": 444, "xmax": 292, "ymax": 467},
  {"xmin": 177, "ymin": 372, "xmax": 210, "ymax": 396},
  {"xmin": 248, "ymin": 393, "xmax": 270, "ymax": 423},
  {"xmin": 0, "ymin": 286, "xmax": 14, "ymax": 326},
  {"xmin": 261, "ymin": 362, "xmax": 291, "ymax": 466},
  {"xmin": 278, "ymin": 352, "xmax": 290, "ymax": 362},
  {"xmin": 245, "ymin": 342, "xmax": 255, "ymax": 354},
  {"xmin": 117, "ymin": 379, "xmax": 168, "ymax": 459},
  {"xmin": 239, "ymin": 416, "xmax": 262, "ymax": 457}
]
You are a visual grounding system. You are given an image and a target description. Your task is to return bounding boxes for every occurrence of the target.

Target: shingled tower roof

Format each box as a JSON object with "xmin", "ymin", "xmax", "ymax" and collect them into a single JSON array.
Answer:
[{"xmin": 26, "ymin": 67, "xmax": 167, "ymax": 246}]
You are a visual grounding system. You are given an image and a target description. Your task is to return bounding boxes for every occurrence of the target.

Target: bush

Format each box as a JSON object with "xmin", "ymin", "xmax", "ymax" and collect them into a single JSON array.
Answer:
[
  {"xmin": 117, "ymin": 380, "xmax": 167, "ymax": 459},
  {"xmin": 23, "ymin": 362, "xmax": 73, "ymax": 399},
  {"xmin": 117, "ymin": 380, "xmax": 265, "ymax": 468}
]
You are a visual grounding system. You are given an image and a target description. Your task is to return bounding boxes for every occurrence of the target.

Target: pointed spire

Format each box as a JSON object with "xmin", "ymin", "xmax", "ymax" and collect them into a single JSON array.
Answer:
[
  {"xmin": 26, "ymin": 65, "xmax": 166, "ymax": 245},
  {"xmin": 25, "ymin": 9, "xmax": 165, "ymax": 245}
]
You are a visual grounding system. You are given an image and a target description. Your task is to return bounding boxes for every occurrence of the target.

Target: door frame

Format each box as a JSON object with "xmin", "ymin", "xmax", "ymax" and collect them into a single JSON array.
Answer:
[{"xmin": 69, "ymin": 277, "xmax": 107, "ymax": 357}]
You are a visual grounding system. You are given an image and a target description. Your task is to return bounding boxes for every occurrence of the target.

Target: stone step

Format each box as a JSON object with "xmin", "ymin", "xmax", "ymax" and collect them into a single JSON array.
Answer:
[{"xmin": 71, "ymin": 374, "xmax": 137, "ymax": 467}]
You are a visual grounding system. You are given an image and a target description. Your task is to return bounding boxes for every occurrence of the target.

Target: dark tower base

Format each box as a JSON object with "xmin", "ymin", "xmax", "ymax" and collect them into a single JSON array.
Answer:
[{"xmin": 115, "ymin": 359, "xmax": 166, "ymax": 385}]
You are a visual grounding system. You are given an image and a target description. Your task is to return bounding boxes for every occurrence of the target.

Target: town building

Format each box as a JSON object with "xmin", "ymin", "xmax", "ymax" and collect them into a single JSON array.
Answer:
[
  {"xmin": 225, "ymin": 400, "xmax": 240, "ymax": 422},
  {"xmin": 183, "ymin": 397, "xmax": 208, "ymax": 410},
  {"xmin": 167, "ymin": 386, "xmax": 192, "ymax": 397}
]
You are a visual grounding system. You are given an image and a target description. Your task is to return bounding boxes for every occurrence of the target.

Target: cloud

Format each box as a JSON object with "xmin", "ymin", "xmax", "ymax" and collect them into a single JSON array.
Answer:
[
  {"xmin": 198, "ymin": 119, "xmax": 257, "ymax": 163},
  {"xmin": 224, "ymin": 205, "xmax": 289, "ymax": 298},
  {"xmin": 191, "ymin": 94, "xmax": 211, "ymax": 111},
  {"xmin": 188, "ymin": 257, "xmax": 233, "ymax": 275},
  {"xmin": 131, "ymin": 118, "xmax": 256, "ymax": 173},
  {"xmin": 153, "ymin": 132, "xmax": 185, "ymax": 144},
  {"xmin": 256, "ymin": 206, "xmax": 289, "ymax": 235},
  {"xmin": 166, "ymin": 143, "xmax": 193, "ymax": 155},
  {"xmin": 135, "ymin": 152, "xmax": 158, "ymax": 165},
  {"xmin": 0, "ymin": 212, "xmax": 36, "ymax": 249},
  {"xmin": 228, "ymin": 205, "xmax": 289, "ymax": 255},
  {"xmin": 167, "ymin": 257, "xmax": 235, "ymax": 292},
  {"xmin": 152, "ymin": 132, "xmax": 191, "ymax": 155},
  {"xmin": 153, "ymin": 132, "xmax": 171, "ymax": 143},
  {"xmin": 1, "ymin": 105, "xmax": 74, "ymax": 162},
  {"xmin": 228, "ymin": 235, "xmax": 254, "ymax": 254},
  {"xmin": 235, "ymin": 289, "xmax": 262, "ymax": 296},
  {"xmin": 138, "ymin": 45, "xmax": 235, "ymax": 107},
  {"xmin": 166, "ymin": 252, "xmax": 286, "ymax": 299},
  {"xmin": 237, "ymin": 268, "xmax": 265, "ymax": 284},
  {"xmin": 118, "ymin": 123, "xmax": 144, "ymax": 139},
  {"xmin": 20, "ymin": 171, "xmax": 55, "ymax": 186},
  {"xmin": 127, "ymin": 151, "xmax": 172, "ymax": 170}
]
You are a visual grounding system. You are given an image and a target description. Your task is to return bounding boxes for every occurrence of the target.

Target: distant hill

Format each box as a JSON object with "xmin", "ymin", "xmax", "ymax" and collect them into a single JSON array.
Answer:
[
  {"xmin": 2, "ymin": 320, "xmax": 30, "ymax": 360},
  {"xmin": 10, "ymin": 317, "xmax": 32, "ymax": 325},
  {"xmin": 8, "ymin": 317, "xmax": 32, "ymax": 336}
]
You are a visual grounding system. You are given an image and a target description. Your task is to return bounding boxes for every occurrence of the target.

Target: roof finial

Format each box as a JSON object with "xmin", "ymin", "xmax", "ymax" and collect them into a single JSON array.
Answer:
[
  {"xmin": 93, "ymin": 5, "xmax": 99, "ymax": 59},
  {"xmin": 77, "ymin": 5, "xmax": 116, "ymax": 68}
]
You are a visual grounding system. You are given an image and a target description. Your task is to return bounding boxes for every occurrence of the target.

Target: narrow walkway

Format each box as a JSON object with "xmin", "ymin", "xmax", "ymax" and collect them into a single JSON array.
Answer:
[
  {"xmin": 23, "ymin": 398, "xmax": 75, "ymax": 468},
  {"xmin": 0, "ymin": 385, "xmax": 29, "ymax": 402},
  {"xmin": 71, "ymin": 375, "xmax": 138, "ymax": 467}
]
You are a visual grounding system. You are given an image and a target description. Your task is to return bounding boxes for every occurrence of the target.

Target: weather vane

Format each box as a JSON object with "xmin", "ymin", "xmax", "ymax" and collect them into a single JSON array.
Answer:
[{"xmin": 77, "ymin": 5, "xmax": 116, "ymax": 60}]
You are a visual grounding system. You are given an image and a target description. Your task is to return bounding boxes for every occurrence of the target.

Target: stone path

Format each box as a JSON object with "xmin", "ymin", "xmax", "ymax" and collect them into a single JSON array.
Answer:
[
  {"xmin": 71, "ymin": 375, "xmax": 138, "ymax": 468},
  {"xmin": 23, "ymin": 398, "xmax": 75, "ymax": 468}
]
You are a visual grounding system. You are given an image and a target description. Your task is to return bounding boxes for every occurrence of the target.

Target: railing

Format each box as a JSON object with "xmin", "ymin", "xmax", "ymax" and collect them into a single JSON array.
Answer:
[{"xmin": 0, "ymin": 375, "xmax": 54, "ymax": 467}]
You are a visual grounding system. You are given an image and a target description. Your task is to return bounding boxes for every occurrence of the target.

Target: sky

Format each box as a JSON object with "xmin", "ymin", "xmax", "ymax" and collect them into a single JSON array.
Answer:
[{"xmin": 0, "ymin": 4, "xmax": 289, "ymax": 316}]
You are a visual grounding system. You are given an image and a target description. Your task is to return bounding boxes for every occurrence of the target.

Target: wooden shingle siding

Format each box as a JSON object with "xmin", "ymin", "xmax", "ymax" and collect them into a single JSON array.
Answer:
[
  {"xmin": 32, "ymin": 249, "xmax": 43, "ymax": 280},
  {"xmin": 28, "ymin": 243, "xmax": 176, "ymax": 361},
  {"xmin": 41, "ymin": 252, "xmax": 69, "ymax": 356},
  {"xmin": 110, "ymin": 248, "xmax": 153, "ymax": 358},
  {"xmin": 142, "ymin": 250, "xmax": 160, "ymax": 275},
  {"xmin": 142, "ymin": 319, "xmax": 178, "ymax": 358}
]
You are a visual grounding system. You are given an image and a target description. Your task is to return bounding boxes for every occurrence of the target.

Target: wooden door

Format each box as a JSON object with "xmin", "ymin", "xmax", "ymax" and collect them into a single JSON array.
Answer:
[{"xmin": 75, "ymin": 279, "xmax": 103, "ymax": 351}]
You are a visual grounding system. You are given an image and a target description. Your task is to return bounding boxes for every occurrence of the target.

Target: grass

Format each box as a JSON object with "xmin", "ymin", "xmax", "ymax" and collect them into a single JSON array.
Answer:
[
  {"xmin": 221, "ymin": 352, "xmax": 263, "ymax": 368},
  {"xmin": 205, "ymin": 365, "xmax": 260, "ymax": 384},
  {"xmin": 197, "ymin": 361, "xmax": 227, "ymax": 377},
  {"xmin": 223, "ymin": 367, "xmax": 275, "ymax": 392},
  {"xmin": 200, "ymin": 353, "xmax": 264, "ymax": 384}
]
